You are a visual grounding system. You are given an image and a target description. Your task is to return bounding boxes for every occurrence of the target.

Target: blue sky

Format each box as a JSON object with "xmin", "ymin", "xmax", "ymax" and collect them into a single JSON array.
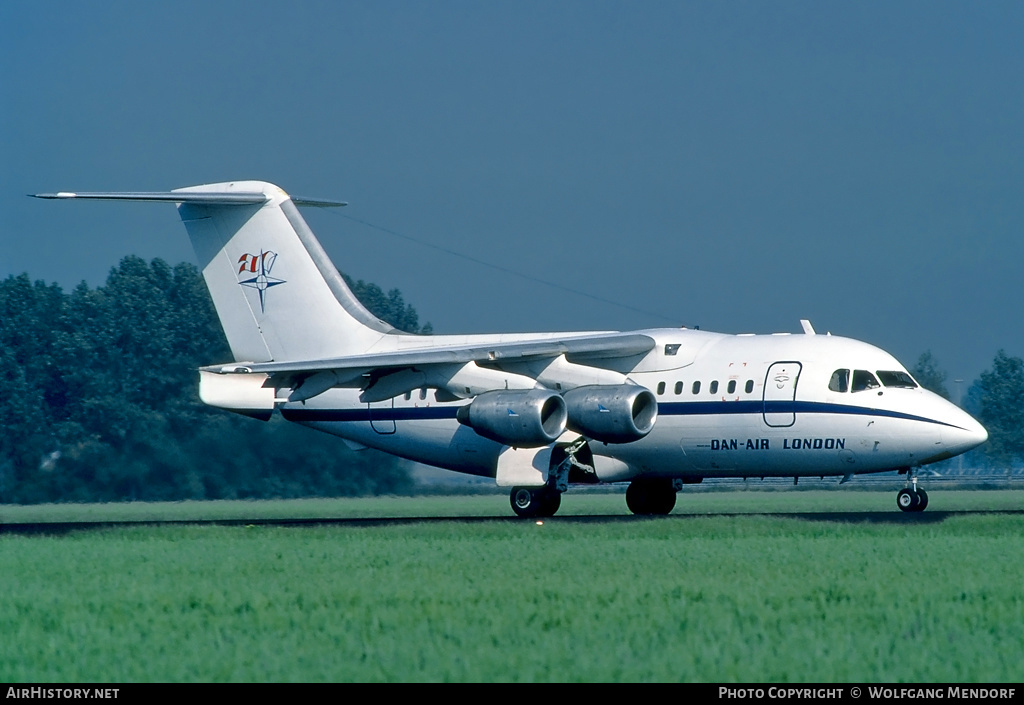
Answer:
[{"xmin": 3, "ymin": 1, "xmax": 1023, "ymax": 387}]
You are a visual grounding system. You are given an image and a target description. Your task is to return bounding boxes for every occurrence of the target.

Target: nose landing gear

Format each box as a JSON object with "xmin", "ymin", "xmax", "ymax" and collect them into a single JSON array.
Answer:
[{"xmin": 896, "ymin": 471, "xmax": 929, "ymax": 512}]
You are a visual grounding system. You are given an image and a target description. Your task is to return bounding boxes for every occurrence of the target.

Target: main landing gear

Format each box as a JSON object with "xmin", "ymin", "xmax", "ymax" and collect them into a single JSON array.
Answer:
[
  {"xmin": 625, "ymin": 478, "xmax": 680, "ymax": 515},
  {"xmin": 509, "ymin": 438, "xmax": 593, "ymax": 518},
  {"xmin": 896, "ymin": 471, "xmax": 929, "ymax": 513}
]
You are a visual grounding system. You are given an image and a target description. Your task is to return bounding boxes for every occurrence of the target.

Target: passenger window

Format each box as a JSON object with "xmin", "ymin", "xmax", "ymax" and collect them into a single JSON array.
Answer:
[
  {"xmin": 692, "ymin": 381, "xmax": 701, "ymax": 394},
  {"xmin": 829, "ymin": 369, "xmax": 850, "ymax": 393},
  {"xmin": 727, "ymin": 380, "xmax": 736, "ymax": 394},
  {"xmin": 877, "ymin": 371, "xmax": 918, "ymax": 389},
  {"xmin": 674, "ymin": 381, "xmax": 683, "ymax": 395},
  {"xmin": 657, "ymin": 382, "xmax": 665, "ymax": 395},
  {"xmin": 710, "ymin": 380, "xmax": 719, "ymax": 394},
  {"xmin": 851, "ymin": 370, "xmax": 880, "ymax": 392},
  {"xmin": 745, "ymin": 380, "xmax": 754, "ymax": 394}
]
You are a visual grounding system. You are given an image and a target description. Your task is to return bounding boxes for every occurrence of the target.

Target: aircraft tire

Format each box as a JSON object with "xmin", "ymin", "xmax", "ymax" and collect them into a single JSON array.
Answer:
[
  {"xmin": 625, "ymin": 481, "xmax": 647, "ymax": 514},
  {"xmin": 538, "ymin": 490, "xmax": 561, "ymax": 517},
  {"xmin": 511, "ymin": 487, "xmax": 539, "ymax": 517},
  {"xmin": 896, "ymin": 488, "xmax": 920, "ymax": 512},
  {"xmin": 510, "ymin": 487, "xmax": 561, "ymax": 518},
  {"xmin": 912, "ymin": 488, "xmax": 928, "ymax": 512},
  {"xmin": 655, "ymin": 488, "xmax": 677, "ymax": 515},
  {"xmin": 626, "ymin": 479, "xmax": 676, "ymax": 515}
]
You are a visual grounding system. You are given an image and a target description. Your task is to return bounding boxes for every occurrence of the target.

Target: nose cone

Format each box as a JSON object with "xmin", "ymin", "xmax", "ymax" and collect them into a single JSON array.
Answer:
[{"xmin": 940, "ymin": 403, "xmax": 988, "ymax": 456}]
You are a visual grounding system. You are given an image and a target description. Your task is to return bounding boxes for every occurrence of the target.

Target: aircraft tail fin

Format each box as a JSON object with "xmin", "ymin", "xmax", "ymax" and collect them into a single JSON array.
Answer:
[{"xmin": 35, "ymin": 181, "xmax": 395, "ymax": 362}]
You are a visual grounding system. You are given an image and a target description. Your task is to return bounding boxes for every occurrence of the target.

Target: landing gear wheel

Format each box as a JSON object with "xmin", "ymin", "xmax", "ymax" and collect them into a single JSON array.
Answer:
[
  {"xmin": 626, "ymin": 479, "xmax": 677, "ymax": 515},
  {"xmin": 539, "ymin": 490, "xmax": 561, "ymax": 517},
  {"xmin": 511, "ymin": 487, "xmax": 539, "ymax": 517},
  {"xmin": 510, "ymin": 487, "xmax": 561, "ymax": 518},
  {"xmin": 913, "ymin": 488, "xmax": 928, "ymax": 512},
  {"xmin": 625, "ymin": 483, "xmax": 646, "ymax": 514},
  {"xmin": 897, "ymin": 488, "xmax": 921, "ymax": 512}
]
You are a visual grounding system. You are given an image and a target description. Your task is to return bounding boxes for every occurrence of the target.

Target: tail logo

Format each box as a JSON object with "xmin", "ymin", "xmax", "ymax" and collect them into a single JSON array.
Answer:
[{"xmin": 237, "ymin": 250, "xmax": 286, "ymax": 313}]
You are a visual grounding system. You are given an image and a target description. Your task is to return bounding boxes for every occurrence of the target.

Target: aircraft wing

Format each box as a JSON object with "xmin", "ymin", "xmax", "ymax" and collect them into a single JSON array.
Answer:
[
  {"xmin": 205, "ymin": 332, "xmax": 655, "ymax": 375},
  {"xmin": 202, "ymin": 332, "xmax": 657, "ymax": 402}
]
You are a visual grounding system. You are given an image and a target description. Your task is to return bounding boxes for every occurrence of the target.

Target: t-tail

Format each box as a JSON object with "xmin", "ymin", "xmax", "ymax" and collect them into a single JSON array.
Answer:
[{"xmin": 34, "ymin": 181, "xmax": 395, "ymax": 363}]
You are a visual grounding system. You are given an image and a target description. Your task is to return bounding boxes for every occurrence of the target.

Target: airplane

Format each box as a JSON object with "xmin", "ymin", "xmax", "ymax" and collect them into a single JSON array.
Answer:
[{"xmin": 34, "ymin": 180, "xmax": 988, "ymax": 516}]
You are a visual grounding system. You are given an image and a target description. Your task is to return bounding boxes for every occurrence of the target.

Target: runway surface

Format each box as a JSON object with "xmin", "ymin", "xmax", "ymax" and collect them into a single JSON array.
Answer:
[{"xmin": 2, "ymin": 509, "xmax": 1022, "ymax": 535}]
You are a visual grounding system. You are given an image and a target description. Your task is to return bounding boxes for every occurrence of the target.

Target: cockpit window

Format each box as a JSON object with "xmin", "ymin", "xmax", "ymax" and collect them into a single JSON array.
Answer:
[
  {"xmin": 851, "ymin": 370, "xmax": 880, "ymax": 392},
  {"xmin": 877, "ymin": 371, "xmax": 918, "ymax": 389},
  {"xmin": 828, "ymin": 369, "xmax": 850, "ymax": 393}
]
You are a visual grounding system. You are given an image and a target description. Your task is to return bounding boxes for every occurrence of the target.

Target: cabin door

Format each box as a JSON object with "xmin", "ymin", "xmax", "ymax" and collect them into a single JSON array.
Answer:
[{"xmin": 763, "ymin": 361, "xmax": 801, "ymax": 428}]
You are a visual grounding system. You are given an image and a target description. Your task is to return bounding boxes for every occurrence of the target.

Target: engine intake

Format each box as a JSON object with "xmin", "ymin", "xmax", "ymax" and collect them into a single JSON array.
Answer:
[
  {"xmin": 456, "ymin": 389, "xmax": 567, "ymax": 447},
  {"xmin": 563, "ymin": 384, "xmax": 658, "ymax": 443}
]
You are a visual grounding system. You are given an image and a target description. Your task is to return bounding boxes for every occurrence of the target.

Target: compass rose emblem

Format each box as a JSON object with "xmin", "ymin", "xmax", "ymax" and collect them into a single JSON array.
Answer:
[{"xmin": 237, "ymin": 250, "xmax": 285, "ymax": 312}]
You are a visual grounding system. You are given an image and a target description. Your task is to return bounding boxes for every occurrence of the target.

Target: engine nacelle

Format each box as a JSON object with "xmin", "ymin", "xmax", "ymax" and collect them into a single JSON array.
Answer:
[
  {"xmin": 456, "ymin": 389, "xmax": 567, "ymax": 447},
  {"xmin": 563, "ymin": 384, "xmax": 658, "ymax": 443}
]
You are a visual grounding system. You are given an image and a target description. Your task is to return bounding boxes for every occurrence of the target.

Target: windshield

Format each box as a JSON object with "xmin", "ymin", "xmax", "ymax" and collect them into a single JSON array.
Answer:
[
  {"xmin": 876, "ymin": 370, "xmax": 918, "ymax": 389},
  {"xmin": 851, "ymin": 370, "xmax": 880, "ymax": 392},
  {"xmin": 828, "ymin": 369, "xmax": 849, "ymax": 393}
]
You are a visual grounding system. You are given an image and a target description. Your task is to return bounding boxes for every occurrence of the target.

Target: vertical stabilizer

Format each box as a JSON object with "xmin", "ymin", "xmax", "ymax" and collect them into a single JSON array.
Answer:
[{"xmin": 173, "ymin": 181, "xmax": 394, "ymax": 362}]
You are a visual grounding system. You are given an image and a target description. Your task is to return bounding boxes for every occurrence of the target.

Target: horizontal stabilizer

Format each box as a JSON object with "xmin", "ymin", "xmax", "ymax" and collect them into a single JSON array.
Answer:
[
  {"xmin": 31, "ymin": 191, "xmax": 346, "ymax": 207},
  {"xmin": 291, "ymin": 197, "xmax": 349, "ymax": 208},
  {"xmin": 33, "ymin": 191, "xmax": 269, "ymax": 204}
]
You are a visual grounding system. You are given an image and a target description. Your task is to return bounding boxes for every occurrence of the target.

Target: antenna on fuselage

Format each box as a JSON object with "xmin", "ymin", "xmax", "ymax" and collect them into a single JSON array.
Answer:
[{"xmin": 800, "ymin": 319, "xmax": 816, "ymax": 335}]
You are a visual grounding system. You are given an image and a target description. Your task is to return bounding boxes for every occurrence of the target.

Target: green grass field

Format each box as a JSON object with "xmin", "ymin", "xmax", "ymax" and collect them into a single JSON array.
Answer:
[{"xmin": 1, "ymin": 491, "xmax": 1022, "ymax": 682}]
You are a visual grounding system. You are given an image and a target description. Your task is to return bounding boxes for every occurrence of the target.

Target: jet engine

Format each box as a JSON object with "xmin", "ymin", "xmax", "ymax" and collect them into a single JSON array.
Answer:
[
  {"xmin": 563, "ymin": 384, "xmax": 658, "ymax": 443},
  {"xmin": 456, "ymin": 389, "xmax": 568, "ymax": 447}
]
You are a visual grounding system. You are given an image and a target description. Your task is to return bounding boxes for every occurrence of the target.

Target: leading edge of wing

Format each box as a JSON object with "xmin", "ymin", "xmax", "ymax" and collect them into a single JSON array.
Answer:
[{"xmin": 204, "ymin": 333, "xmax": 657, "ymax": 376}]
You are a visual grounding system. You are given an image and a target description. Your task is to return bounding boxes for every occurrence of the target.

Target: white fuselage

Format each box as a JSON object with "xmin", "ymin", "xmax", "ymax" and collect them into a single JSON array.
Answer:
[{"xmin": 280, "ymin": 327, "xmax": 986, "ymax": 483}]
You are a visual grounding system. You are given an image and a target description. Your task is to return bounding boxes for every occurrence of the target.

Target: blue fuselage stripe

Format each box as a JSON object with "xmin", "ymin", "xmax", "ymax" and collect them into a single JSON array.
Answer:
[
  {"xmin": 656, "ymin": 400, "xmax": 958, "ymax": 427},
  {"xmin": 281, "ymin": 400, "xmax": 961, "ymax": 429}
]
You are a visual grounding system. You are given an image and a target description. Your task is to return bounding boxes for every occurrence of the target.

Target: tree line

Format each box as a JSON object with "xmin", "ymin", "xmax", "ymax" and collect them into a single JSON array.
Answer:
[{"xmin": 0, "ymin": 257, "xmax": 428, "ymax": 504}]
